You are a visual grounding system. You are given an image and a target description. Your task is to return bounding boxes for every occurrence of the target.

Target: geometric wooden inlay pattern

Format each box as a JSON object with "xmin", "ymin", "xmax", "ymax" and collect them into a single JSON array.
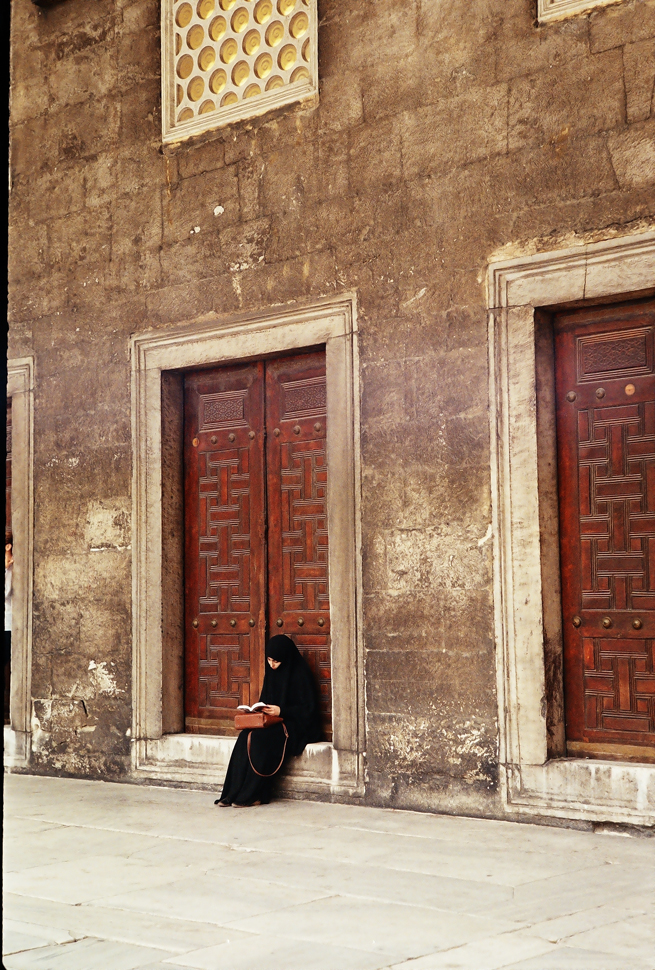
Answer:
[
  {"xmin": 556, "ymin": 299, "xmax": 655, "ymax": 752},
  {"xmin": 184, "ymin": 352, "xmax": 331, "ymax": 737}
]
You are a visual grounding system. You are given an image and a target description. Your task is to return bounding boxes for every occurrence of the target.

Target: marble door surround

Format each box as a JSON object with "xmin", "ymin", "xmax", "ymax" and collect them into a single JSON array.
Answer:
[
  {"xmin": 130, "ymin": 294, "xmax": 364, "ymax": 796},
  {"xmin": 488, "ymin": 230, "xmax": 655, "ymax": 826}
]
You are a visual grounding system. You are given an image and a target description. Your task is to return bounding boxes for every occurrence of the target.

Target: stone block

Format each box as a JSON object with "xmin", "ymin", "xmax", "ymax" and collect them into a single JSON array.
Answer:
[
  {"xmin": 589, "ymin": 0, "xmax": 655, "ymax": 52},
  {"xmin": 163, "ymin": 166, "xmax": 240, "ymax": 245},
  {"xmin": 145, "ymin": 279, "xmax": 214, "ymax": 325},
  {"xmin": 363, "ymin": 589, "xmax": 446, "ymax": 643},
  {"xmin": 121, "ymin": 0, "xmax": 159, "ymax": 33},
  {"xmin": 624, "ymin": 39, "xmax": 655, "ymax": 123},
  {"xmin": 47, "ymin": 45, "xmax": 116, "ymax": 109},
  {"xmin": 47, "ymin": 206, "xmax": 112, "ymax": 273},
  {"xmin": 238, "ymin": 158, "xmax": 265, "ymax": 222},
  {"xmin": 176, "ymin": 138, "xmax": 226, "ymax": 180},
  {"xmin": 402, "ymin": 464, "xmax": 491, "ymax": 532},
  {"xmin": 318, "ymin": 73, "xmax": 363, "ymax": 132},
  {"xmin": 220, "ymin": 217, "xmax": 271, "ymax": 272},
  {"xmin": 401, "ymin": 84, "xmax": 508, "ymax": 181},
  {"xmin": 608, "ymin": 120, "xmax": 655, "ymax": 189},
  {"xmin": 508, "ymin": 50, "xmax": 625, "ymax": 152},
  {"xmin": 83, "ymin": 499, "xmax": 131, "ymax": 552},
  {"xmin": 360, "ymin": 468, "xmax": 405, "ymax": 531},
  {"xmin": 349, "ymin": 119, "xmax": 403, "ymax": 193},
  {"xmin": 159, "ymin": 236, "xmax": 223, "ymax": 288},
  {"xmin": 33, "ymin": 601, "xmax": 81, "ymax": 657},
  {"xmin": 385, "ymin": 524, "xmax": 491, "ymax": 592},
  {"xmin": 117, "ymin": 24, "xmax": 160, "ymax": 80},
  {"xmin": 360, "ymin": 359, "xmax": 410, "ymax": 430},
  {"xmin": 55, "ymin": 100, "xmax": 121, "ymax": 164},
  {"xmin": 495, "ymin": 14, "xmax": 589, "ymax": 83}
]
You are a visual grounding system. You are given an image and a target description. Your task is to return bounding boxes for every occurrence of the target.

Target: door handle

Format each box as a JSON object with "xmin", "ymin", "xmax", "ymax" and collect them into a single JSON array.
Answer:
[{"xmin": 602, "ymin": 617, "xmax": 612, "ymax": 629}]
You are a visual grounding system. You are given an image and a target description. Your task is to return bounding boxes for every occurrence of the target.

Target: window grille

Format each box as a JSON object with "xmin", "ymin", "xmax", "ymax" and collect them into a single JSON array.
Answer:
[
  {"xmin": 161, "ymin": 0, "xmax": 318, "ymax": 143},
  {"xmin": 538, "ymin": 0, "xmax": 623, "ymax": 22}
]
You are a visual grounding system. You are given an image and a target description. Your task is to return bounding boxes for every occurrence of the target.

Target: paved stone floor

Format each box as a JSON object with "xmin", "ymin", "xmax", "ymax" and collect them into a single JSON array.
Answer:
[{"xmin": 2, "ymin": 774, "xmax": 654, "ymax": 970}]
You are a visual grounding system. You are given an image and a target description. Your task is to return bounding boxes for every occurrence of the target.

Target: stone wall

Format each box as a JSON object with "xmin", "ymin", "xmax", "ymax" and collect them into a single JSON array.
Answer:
[{"xmin": 8, "ymin": 0, "xmax": 655, "ymax": 811}]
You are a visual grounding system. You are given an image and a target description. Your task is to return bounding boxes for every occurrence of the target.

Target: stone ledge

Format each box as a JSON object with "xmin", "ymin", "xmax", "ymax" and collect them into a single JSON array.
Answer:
[
  {"xmin": 505, "ymin": 759, "xmax": 655, "ymax": 827},
  {"xmin": 130, "ymin": 734, "xmax": 363, "ymax": 798}
]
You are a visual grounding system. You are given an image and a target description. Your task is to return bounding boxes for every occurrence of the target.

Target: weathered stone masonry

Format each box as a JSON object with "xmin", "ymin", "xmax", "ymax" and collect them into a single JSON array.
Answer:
[{"xmin": 8, "ymin": 0, "xmax": 655, "ymax": 815}]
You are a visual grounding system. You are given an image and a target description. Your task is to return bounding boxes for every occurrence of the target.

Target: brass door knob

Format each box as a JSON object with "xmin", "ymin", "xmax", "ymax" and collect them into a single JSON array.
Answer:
[
  {"xmin": 192, "ymin": 619, "xmax": 199, "ymax": 629},
  {"xmin": 602, "ymin": 617, "xmax": 612, "ymax": 629},
  {"xmin": 211, "ymin": 619, "xmax": 217, "ymax": 628},
  {"xmin": 572, "ymin": 616, "xmax": 581, "ymax": 628},
  {"xmin": 276, "ymin": 618, "xmax": 283, "ymax": 627},
  {"xmin": 249, "ymin": 618, "xmax": 255, "ymax": 627},
  {"xmin": 633, "ymin": 618, "xmax": 643, "ymax": 630},
  {"xmin": 230, "ymin": 618, "xmax": 236, "ymax": 627},
  {"xmin": 318, "ymin": 617, "xmax": 325, "ymax": 627},
  {"xmin": 298, "ymin": 617, "xmax": 304, "ymax": 626}
]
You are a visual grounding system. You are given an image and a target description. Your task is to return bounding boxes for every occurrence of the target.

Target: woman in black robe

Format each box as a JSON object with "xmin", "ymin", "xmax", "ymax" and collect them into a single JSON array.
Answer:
[{"xmin": 215, "ymin": 634, "xmax": 323, "ymax": 807}]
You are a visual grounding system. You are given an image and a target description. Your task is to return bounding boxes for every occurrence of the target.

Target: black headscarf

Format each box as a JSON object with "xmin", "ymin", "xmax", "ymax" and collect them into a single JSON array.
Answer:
[{"xmin": 260, "ymin": 634, "xmax": 323, "ymax": 756}]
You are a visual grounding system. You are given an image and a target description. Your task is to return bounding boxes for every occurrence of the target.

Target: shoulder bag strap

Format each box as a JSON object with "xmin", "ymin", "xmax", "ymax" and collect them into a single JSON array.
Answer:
[{"xmin": 247, "ymin": 723, "xmax": 289, "ymax": 778}]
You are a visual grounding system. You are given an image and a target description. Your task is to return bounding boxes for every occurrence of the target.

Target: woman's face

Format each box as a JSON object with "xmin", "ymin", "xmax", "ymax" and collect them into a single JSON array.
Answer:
[{"xmin": 267, "ymin": 657, "xmax": 281, "ymax": 669}]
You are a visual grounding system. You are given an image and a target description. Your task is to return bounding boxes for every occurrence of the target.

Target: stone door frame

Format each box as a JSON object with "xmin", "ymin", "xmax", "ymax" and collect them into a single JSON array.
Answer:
[
  {"xmin": 130, "ymin": 295, "xmax": 365, "ymax": 795},
  {"xmin": 488, "ymin": 230, "xmax": 655, "ymax": 825},
  {"xmin": 4, "ymin": 358, "xmax": 34, "ymax": 769}
]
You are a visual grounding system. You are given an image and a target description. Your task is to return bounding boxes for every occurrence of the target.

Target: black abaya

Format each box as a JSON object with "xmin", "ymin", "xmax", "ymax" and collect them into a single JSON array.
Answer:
[{"xmin": 218, "ymin": 635, "xmax": 323, "ymax": 805}]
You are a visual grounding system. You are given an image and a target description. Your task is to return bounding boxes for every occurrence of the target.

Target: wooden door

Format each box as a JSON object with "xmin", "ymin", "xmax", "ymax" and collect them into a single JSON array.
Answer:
[
  {"xmin": 266, "ymin": 353, "xmax": 332, "ymax": 739},
  {"xmin": 184, "ymin": 364, "xmax": 267, "ymax": 735},
  {"xmin": 555, "ymin": 300, "xmax": 655, "ymax": 760},
  {"xmin": 184, "ymin": 352, "xmax": 331, "ymax": 737}
]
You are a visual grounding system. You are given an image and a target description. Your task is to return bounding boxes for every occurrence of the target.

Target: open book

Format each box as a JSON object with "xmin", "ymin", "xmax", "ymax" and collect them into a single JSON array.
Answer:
[{"xmin": 236, "ymin": 701, "xmax": 267, "ymax": 712}]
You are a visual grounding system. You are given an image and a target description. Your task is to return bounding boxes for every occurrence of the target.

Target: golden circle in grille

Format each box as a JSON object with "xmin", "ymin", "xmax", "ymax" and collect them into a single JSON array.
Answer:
[
  {"xmin": 210, "ymin": 68, "xmax": 227, "ymax": 92},
  {"xmin": 178, "ymin": 107, "xmax": 194, "ymax": 121},
  {"xmin": 175, "ymin": 33, "xmax": 182, "ymax": 54},
  {"xmin": 176, "ymin": 84, "xmax": 183, "ymax": 105},
  {"xmin": 209, "ymin": 15, "xmax": 227, "ymax": 39},
  {"xmin": 278, "ymin": 0, "xmax": 294, "ymax": 13},
  {"xmin": 231, "ymin": 6, "xmax": 250, "ymax": 31},
  {"xmin": 221, "ymin": 37, "xmax": 239, "ymax": 62},
  {"xmin": 265, "ymin": 74, "xmax": 284, "ymax": 90},
  {"xmin": 221, "ymin": 91, "xmax": 239, "ymax": 105},
  {"xmin": 219, "ymin": 0, "xmax": 237, "ymax": 8},
  {"xmin": 232, "ymin": 60, "xmax": 250, "ymax": 85},
  {"xmin": 243, "ymin": 28, "xmax": 260, "ymax": 54},
  {"xmin": 266, "ymin": 20, "xmax": 284, "ymax": 45},
  {"xmin": 244, "ymin": 82, "xmax": 261, "ymax": 98},
  {"xmin": 199, "ymin": 46, "xmax": 216, "ymax": 70},
  {"xmin": 278, "ymin": 43, "xmax": 296, "ymax": 70},
  {"xmin": 197, "ymin": 0, "xmax": 215, "ymax": 17},
  {"xmin": 254, "ymin": 51, "xmax": 272, "ymax": 77},
  {"xmin": 291, "ymin": 64, "xmax": 308, "ymax": 82},
  {"xmin": 199, "ymin": 98, "xmax": 215, "ymax": 113},
  {"xmin": 177, "ymin": 54, "xmax": 194, "ymax": 78},
  {"xmin": 290, "ymin": 11, "xmax": 308, "ymax": 37},
  {"xmin": 254, "ymin": 0, "xmax": 273, "ymax": 23},
  {"xmin": 188, "ymin": 75, "xmax": 205, "ymax": 100},
  {"xmin": 176, "ymin": 2, "xmax": 193, "ymax": 27},
  {"xmin": 187, "ymin": 23, "xmax": 205, "ymax": 48},
  {"xmin": 302, "ymin": 37, "xmax": 309, "ymax": 60}
]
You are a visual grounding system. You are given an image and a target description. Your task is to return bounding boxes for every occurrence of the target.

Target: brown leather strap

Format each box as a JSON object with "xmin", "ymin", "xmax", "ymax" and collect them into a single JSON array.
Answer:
[{"xmin": 247, "ymin": 723, "xmax": 289, "ymax": 778}]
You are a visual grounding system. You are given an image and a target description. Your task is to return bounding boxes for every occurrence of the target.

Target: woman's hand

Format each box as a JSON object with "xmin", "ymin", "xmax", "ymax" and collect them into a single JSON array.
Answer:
[{"xmin": 262, "ymin": 705, "xmax": 281, "ymax": 717}]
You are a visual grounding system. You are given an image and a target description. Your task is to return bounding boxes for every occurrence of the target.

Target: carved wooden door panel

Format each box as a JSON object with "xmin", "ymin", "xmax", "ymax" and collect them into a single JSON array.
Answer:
[
  {"xmin": 184, "ymin": 364, "xmax": 266, "ymax": 736},
  {"xmin": 265, "ymin": 353, "xmax": 332, "ymax": 739},
  {"xmin": 555, "ymin": 300, "xmax": 655, "ymax": 759},
  {"xmin": 184, "ymin": 351, "xmax": 331, "ymax": 738}
]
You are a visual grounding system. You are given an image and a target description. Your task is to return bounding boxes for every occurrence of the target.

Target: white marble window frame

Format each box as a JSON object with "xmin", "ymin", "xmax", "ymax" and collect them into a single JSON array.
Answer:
[
  {"xmin": 130, "ymin": 295, "xmax": 365, "ymax": 796},
  {"xmin": 161, "ymin": 0, "xmax": 319, "ymax": 144},
  {"xmin": 488, "ymin": 231, "xmax": 655, "ymax": 825},
  {"xmin": 4, "ymin": 358, "xmax": 34, "ymax": 770},
  {"xmin": 538, "ymin": 0, "xmax": 624, "ymax": 23}
]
